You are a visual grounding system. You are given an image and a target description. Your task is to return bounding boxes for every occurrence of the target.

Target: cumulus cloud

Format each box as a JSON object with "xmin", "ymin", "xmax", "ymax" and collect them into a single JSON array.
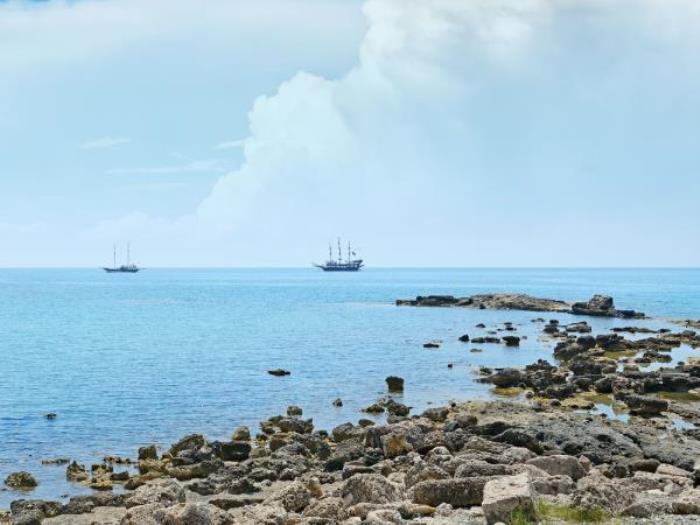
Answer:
[
  {"xmin": 80, "ymin": 136, "xmax": 130, "ymax": 150},
  {"xmin": 18, "ymin": 0, "xmax": 700, "ymax": 266}
]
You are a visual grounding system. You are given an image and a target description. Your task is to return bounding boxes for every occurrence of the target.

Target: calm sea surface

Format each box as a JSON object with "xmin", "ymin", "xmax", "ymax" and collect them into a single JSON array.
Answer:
[{"xmin": 1, "ymin": 268, "xmax": 699, "ymax": 506}]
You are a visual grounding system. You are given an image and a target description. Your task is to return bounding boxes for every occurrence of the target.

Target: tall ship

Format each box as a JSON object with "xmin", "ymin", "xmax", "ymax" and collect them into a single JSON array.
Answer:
[
  {"xmin": 103, "ymin": 243, "xmax": 140, "ymax": 273},
  {"xmin": 314, "ymin": 238, "xmax": 364, "ymax": 272}
]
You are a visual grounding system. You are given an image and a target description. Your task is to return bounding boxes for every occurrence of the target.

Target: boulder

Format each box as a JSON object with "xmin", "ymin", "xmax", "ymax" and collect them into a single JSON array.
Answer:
[
  {"xmin": 231, "ymin": 426, "xmax": 251, "ymax": 441},
  {"xmin": 385, "ymin": 376, "xmax": 404, "ymax": 393},
  {"xmin": 410, "ymin": 477, "xmax": 494, "ymax": 507},
  {"xmin": 268, "ymin": 369, "xmax": 291, "ymax": 376},
  {"xmin": 152, "ymin": 502, "xmax": 234, "ymax": 524},
  {"xmin": 138, "ymin": 445, "xmax": 158, "ymax": 461},
  {"xmin": 482, "ymin": 473, "xmax": 535, "ymax": 525},
  {"xmin": 5, "ymin": 471, "xmax": 38, "ymax": 490},
  {"xmin": 341, "ymin": 474, "xmax": 402, "ymax": 505},
  {"xmin": 526, "ymin": 455, "xmax": 586, "ymax": 481},
  {"xmin": 502, "ymin": 336, "xmax": 520, "ymax": 347}
]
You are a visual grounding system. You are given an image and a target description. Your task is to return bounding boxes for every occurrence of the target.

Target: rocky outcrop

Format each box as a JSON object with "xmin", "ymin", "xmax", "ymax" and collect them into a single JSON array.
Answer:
[{"xmin": 397, "ymin": 292, "xmax": 645, "ymax": 318}]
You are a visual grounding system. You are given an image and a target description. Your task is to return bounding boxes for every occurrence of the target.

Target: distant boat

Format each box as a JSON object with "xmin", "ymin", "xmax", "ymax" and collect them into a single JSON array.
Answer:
[
  {"xmin": 103, "ymin": 243, "xmax": 140, "ymax": 273},
  {"xmin": 314, "ymin": 238, "xmax": 364, "ymax": 272}
]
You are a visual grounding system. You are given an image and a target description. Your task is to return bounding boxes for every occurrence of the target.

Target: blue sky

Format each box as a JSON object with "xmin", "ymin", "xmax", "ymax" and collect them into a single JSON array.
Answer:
[{"xmin": 1, "ymin": 0, "xmax": 699, "ymax": 267}]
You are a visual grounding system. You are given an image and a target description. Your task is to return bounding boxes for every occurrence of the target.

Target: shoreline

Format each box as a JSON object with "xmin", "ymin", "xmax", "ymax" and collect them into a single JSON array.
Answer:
[{"xmin": 4, "ymin": 293, "xmax": 700, "ymax": 524}]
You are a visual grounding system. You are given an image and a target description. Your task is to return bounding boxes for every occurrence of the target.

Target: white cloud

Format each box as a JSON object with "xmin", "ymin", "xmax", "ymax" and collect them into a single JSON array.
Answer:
[
  {"xmin": 107, "ymin": 159, "xmax": 229, "ymax": 176},
  {"xmin": 215, "ymin": 139, "xmax": 246, "ymax": 150},
  {"xmin": 80, "ymin": 136, "xmax": 130, "ymax": 150}
]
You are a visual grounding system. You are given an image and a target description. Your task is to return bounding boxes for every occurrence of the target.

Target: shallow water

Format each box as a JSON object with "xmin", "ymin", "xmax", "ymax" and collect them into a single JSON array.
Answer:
[{"xmin": 1, "ymin": 267, "xmax": 699, "ymax": 506}]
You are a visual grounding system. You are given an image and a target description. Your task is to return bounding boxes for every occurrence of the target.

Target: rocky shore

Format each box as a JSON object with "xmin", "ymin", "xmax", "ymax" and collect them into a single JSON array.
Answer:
[
  {"xmin": 3, "ymin": 294, "xmax": 700, "ymax": 525},
  {"xmin": 396, "ymin": 293, "xmax": 645, "ymax": 319}
]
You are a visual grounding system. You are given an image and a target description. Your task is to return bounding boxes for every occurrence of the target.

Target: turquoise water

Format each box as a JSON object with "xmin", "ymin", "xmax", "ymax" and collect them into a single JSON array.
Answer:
[{"xmin": 1, "ymin": 268, "xmax": 699, "ymax": 506}]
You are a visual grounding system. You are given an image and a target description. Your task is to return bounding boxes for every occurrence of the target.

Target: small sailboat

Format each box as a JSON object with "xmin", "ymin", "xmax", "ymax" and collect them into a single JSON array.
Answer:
[{"xmin": 103, "ymin": 243, "xmax": 140, "ymax": 273}]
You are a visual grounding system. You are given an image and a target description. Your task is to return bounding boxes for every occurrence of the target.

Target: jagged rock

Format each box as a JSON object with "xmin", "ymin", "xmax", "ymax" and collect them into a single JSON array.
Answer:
[
  {"xmin": 152, "ymin": 502, "xmax": 233, "ymax": 524},
  {"xmin": 385, "ymin": 376, "xmax": 404, "ymax": 393},
  {"xmin": 526, "ymin": 455, "xmax": 586, "ymax": 481},
  {"xmin": 231, "ymin": 426, "xmax": 251, "ymax": 441},
  {"xmin": 502, "ymin": 336, "xmax": 520, "ymax": 347},
  {"xmin": 138, "ymin": 445, "xmax": 158, "ymax": 461},
  {"xmin": 66, "ymin": 461, "xmax": 88, "ymax": 482},
  {"xmin": 4, "ymin": 471, "xmax": 37, "ymax": 490},
  {"xmin": 168, "ymin": 434, "xmax": 206, "ymax": 457},
  {"xmin": 10, "ymin": 500, "xmax": 62, "ymax": 525},
  {"xmin": 621, "ymin": 394, "xmax": 668, "ymax": 416},
  {"xmin": 269, "ymin": 480, "xmax": 311, "ymax": 512},
  {"xmin": 410, "ymin": 477, "xmax": 494, "ymax": 507},
  {"xmin": 268, "ymin": 368, "xmax": 291, "ymax": 376},
  {"xmin": 422, "ymin": 407, "xmax": 449, "ymax": 422},
  {"xmin": 125, "ymin": 479, "xmax": 186, "ymax": 508},
  {"xmin": 482, "ymin": 473, "xmax": 535, "ymax": 525},
  {"xmin": 341, "ymin": 473, "xmax": 401, "ymax": 505},
  {"xmin": 287, "ymin": 405, "xmax": 303, "ymax": 416}
]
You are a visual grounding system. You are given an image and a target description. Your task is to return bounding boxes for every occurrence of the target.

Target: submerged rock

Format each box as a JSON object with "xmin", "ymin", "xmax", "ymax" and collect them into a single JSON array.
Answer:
[{"xmin": 4, "ymin": 471, "xmax": 38, "ymax": 490}]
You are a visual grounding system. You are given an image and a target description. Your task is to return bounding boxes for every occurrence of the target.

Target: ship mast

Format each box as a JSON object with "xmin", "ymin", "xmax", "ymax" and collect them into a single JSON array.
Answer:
[
  {"xmin": 329, "ymin": 242, "xmax": 332, "ymax": 263},
  {"xmin": 337, "ymin": 237, "xmax": 342, "ymax": 263},
  {"xmin": 348, "ymin": 241, "xmax": 351, "ymax": 261},
  {"xmin": 127, "ymin": 242, "xmax": 130, "ymax": 266}
]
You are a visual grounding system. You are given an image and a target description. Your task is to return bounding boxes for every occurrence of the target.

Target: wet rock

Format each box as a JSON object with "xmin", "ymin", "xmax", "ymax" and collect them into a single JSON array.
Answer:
[
  {"xmin": 138, "ymin": 445, "xmax": 158, "ymax": 461},
  {"xmin": 287, "ymin": 405, "xmax": 303, "ymax": 416},
  {"xmin": 268, "ymin": 368, "xmax": 291, "ymax": 376},
  {"xmin": 363, "ymin": 403, "xmax": 385, "ymax": 414},
  {"xmin": 44, "ymin": 413, "xmax": 57, "ymax": 420},
  {"xmin": 168, "ymin": 433, "xmax": 206, "ymax": 457},
  {"xmin": 482, "ymin": 473, "xmax": 534, "ymax": 525},
  {"xmin": 472, "ymin": 337, "xmax": 501, "ymax": 344},
  {"xmin": 423, "ymin": 341, "xmax": 441, "ymax": 349},
  {"xmin": 384, "ymin": 399, "xmax": 410, "ymax": 417},
  {"xmin": 620, "ymin": 394, "xmax": 668, "ymax": 416},
  {"xmin": 211, "ymin": 441, "xmax": 251, "ymax": 461},
  {"xmin": 5, "ymin": 471, "xmax": 38, "ymax": 490},
  {"xmin": 66, "ymin": 461, "xmax": 88, "ymax": 482},
  {"xmin": 422, "ymin": 407, "xmax": 449, "ymax": 422},
  {"xmin": 385, "ymin": 376, "xmax": 404, "ymax": 393},
  {"xmin": 502, "ymin": 336, "xmax": 520, "ymax": 347},
  {"xmin": 10, "ymin": 500, "xmax": 62, "ymax": 525},
  {"xmin": 332, "ymin": 398, "xmax": 343, "ymax": 407},
  {"xmin": 458, "ymin": 334, "xmax": 470, "ymax": 342},
  {"xmin": 231, "ymin": 426, "xmax": 251, "ymax": 441}
]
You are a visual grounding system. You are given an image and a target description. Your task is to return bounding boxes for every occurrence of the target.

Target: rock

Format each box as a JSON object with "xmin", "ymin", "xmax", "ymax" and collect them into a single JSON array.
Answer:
[
  {"xmin": 565, "ymin": 321, "xmax": 592, "ymax": 333},
  {"xmin": 231, "ymin": 426, "xmax": 251, "ymax": 441},
  {"xmin": 270, "ymin": 480, "xmax": 311, "ymax": 512},
  {"xmin": 482, "ymin": 473, "xmax": 535, "ymax": 525},
  {"xmin": 410, "ymin": 477, "xmax": 494, "ymax": 507},
  {"xmin": 168, "ymin": 433, "xmax": 206, "ymax": 457},
  {"xmin": 10, "ymin": 500, "xmax": 62, "ymax": 525},
  {"xmin": 138, "ymin": 445, "xmax": 158, "ymax": 461},
  {"xmin": 423, "ymin": 341, "xmax": 441, "ymax": 349},
  {"xmin": 381, "ymin": 432, "xmax": 413, "ymax": 458},
  {"xmin": 526, "ymin": 455, "xmax": 586, "ymax": 481},
  {"xmin": 384, "ymin": 398, "xmax": 410, "ymax": 417},
  {"xmin": 341, "ymin": 473, "xmax": 402, "ymax": 505},
  {"xmin": 41, "ymin": 458, "xmax": 69, "ymax": 465},
  {"xmin": 363, "ymin": 403, "xmax": 385, "ymax": 414},
  {"xmin": 66, "ymin": 461, "xmax": 88, "ymax": 482},
  {"xmin": 458, "ymin": 334, "xmax": 470, "ymax": 342},
  {"xmin": 502, "ymin": 336, "xmax": 520, "ymax": 347},
  {"xmin": 621, "ymin": 394, "xmax": 668, "ymax": 416},
  {"xmin": 153, "ymin": 502, "xmax": 234, "ymax": 524},
  {"xmin": 211, "ymin": 441, "xmax": 251, "ymax": 461},
  {"xmin": 422, "ymin": 407, "xmax": 449, "ymax": 422},
  {"xmin": 268, "ymin": 368, "xmax": 291, "ymax": 376},
  {"xmin": 5, "ymin": 471, "xmax": 38, "ymax": 490},
  {"xmin": 44, "ymin": 412, "xmax": 57, "ymax": 420},
  {"xmin": 287, "ymin": 405, "xmax": 303, "ymax": 416},
  {"xmin": 302, "ymin": 497, "xmax": 345, "ymax": 520},
  {"xmin": 333, "ymin": 398, "xmax": 343, "ymax": 407},
  {"xmin": 125, "ymin": 479, "xmax": 186, "ymax": 508},
  {"xmin": 385, "ymin": 376, "xmax": 404, "ymax": 393}
]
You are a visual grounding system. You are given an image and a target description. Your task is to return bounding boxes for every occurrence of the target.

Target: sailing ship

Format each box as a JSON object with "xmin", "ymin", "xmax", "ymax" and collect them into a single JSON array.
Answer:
[
  {"xmin": 314, "ymin": 238, "xmax": 364, "ymax": 272},
  {"xmin": 103, "ymin": 243, "xmax": 140, "ymax": 273}
]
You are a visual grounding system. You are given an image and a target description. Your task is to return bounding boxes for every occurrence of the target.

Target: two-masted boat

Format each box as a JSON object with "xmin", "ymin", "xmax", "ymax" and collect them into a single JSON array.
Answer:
[
  {"xmin": 314, "ymin": 238, "xmax": 363, "ymax": 272},
  {"xmin": 103, "ymin": 243, "xmax": 140, "ymax": 273}
]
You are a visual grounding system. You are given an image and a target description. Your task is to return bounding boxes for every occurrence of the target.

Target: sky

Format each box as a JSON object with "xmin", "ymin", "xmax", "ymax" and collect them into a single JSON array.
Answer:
[{"xmin": 1, "ymin": 0, "xmax": 700, "ymax": 267}]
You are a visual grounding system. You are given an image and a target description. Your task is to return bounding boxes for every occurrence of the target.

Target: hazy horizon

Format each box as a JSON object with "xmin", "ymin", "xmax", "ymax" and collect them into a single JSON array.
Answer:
[{"xmin": 2, "ymin": 0, "xmax": 700, "ymax": 267}]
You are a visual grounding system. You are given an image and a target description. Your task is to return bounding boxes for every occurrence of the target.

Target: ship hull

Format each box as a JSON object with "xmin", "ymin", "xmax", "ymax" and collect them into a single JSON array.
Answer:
[
  {"xmin": 103, "ymin": 268, "xmax": 140, "ymax": 273},
  {"xmin": 318, "ymin": 266, "xmax": 362, "ymax": 272}
]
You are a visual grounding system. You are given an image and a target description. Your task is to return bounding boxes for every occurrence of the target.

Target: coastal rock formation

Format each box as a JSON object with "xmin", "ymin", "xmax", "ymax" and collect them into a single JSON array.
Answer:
[
  {"xmin": 397, "ymin": 293, "xmax": 645, "ymax": 318},
  {"xmin": 4, "ymin": 472, "xmax": 37, "ymax": 490},
  {"xmin": 9, "ymin": 397, "xmax": 700, "ymax": 524}
]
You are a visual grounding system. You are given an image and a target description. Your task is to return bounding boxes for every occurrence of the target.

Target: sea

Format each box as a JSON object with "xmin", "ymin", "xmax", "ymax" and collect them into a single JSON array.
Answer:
[{"xmin": 1, "ymin": 268, "xmax": 699, "ymax": 507}]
